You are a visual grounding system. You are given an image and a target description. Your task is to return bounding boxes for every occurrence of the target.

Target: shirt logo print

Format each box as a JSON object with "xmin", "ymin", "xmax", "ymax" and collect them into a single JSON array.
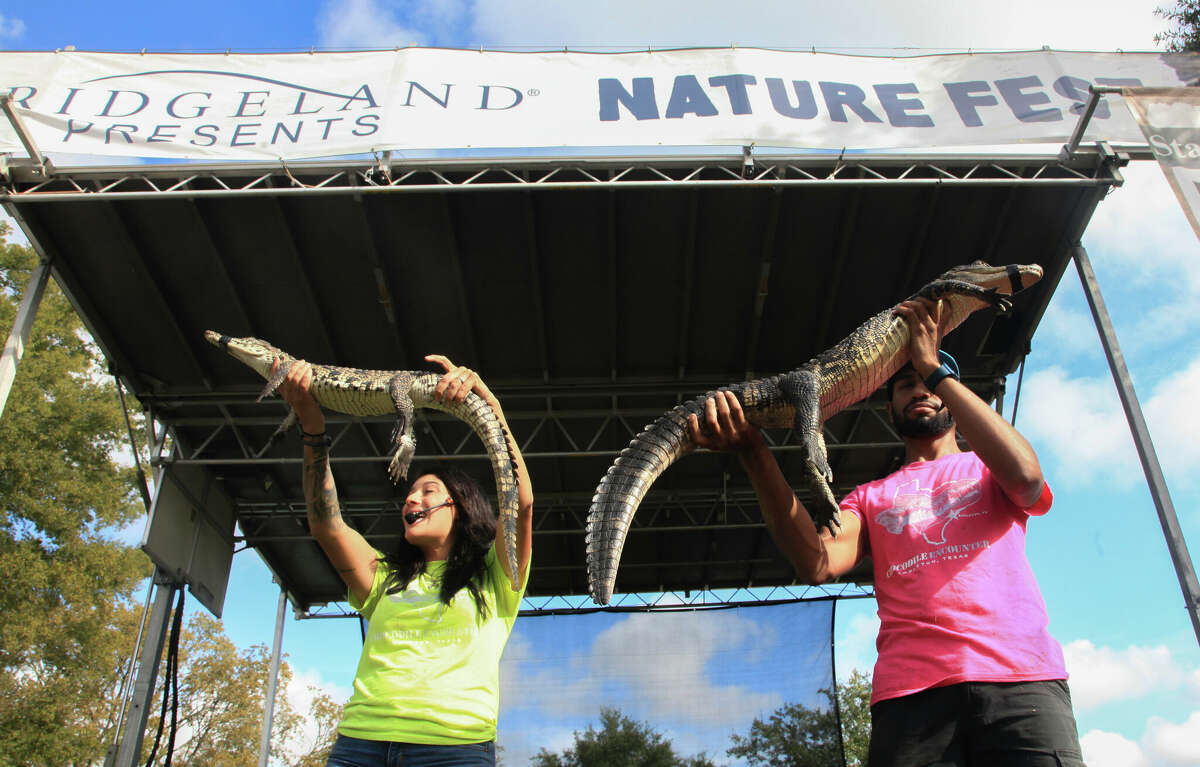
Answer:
[
  {"xmin": 387, "ymin": 586, "xmax": 446, "ymax": 624},
  {"xmin": 876, "ymin": 478, "xmax": 984, "ymax": 545}
]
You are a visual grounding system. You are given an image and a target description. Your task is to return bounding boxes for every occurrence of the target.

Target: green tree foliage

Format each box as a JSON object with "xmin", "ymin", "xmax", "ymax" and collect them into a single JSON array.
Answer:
[
  {"xmin": 532, "ymin": 707, "xmax": 719, "ymax": 767},
  {"xmin": 0, "ymin": 223, "xmax": 340, "ymax": 766},
  {"xmin": 0, "ymin": 222, "xmax": 151, "ymax": 764},
  {"xmin": 141, "ymin": 613, "xmax": 303, "ymax": 767},
  {"xmin": 1156, "ymin": 1, "xmax": 1200, "ymax": 51},
  {"xmin": 288, "ymin": 686, "xmax": 344, "ymax": 767},
  {"xmin": 726, "ymin": 670, "xmax": 873, "ymax": 767},
  {"xmin": 836, "ymin": 671, "xmax": 871, "ymax": 767},
  {"xmin": 726, "ymin": 699, "xmax": 840, "ymax": 767}
]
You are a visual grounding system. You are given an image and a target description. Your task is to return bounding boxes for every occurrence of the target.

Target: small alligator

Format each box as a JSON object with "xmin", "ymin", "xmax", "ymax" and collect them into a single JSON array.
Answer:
[
  {"xmin": 585, "ymin": 261, "xmax": 1043, "ymax": 604},
  {"xmin": 203, "ymin": 331, "xmax": 522, "ymax": 588}
]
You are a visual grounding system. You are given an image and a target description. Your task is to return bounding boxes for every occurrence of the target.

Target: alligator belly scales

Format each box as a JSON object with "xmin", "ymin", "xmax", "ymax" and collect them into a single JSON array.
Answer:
[
  {"xmin": 585, "ymin": 261, "xmax": 1044, "ymax": 604},
  {"xmin": 204, "ymin": 331, "xmax": 522, "ymax": 589}
]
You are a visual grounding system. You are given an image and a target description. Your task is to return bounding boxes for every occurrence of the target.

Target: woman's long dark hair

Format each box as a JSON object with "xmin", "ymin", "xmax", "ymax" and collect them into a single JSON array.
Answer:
[{"xmin": 383, "ymin": 467, "xmax": 496, "ymax": 618}]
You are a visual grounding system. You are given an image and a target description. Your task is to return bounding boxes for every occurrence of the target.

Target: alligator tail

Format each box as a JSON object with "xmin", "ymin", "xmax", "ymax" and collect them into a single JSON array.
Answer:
[
  {"xmin": 586, "ymin": 398, "xmax": 707, "ymax": 604},
  {"xmin": 410, "ymin": 375, "xmax": 523, "ymax": 590}
]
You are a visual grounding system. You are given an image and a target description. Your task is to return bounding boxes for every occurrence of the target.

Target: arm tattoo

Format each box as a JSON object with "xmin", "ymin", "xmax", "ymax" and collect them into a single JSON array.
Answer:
[{"xmin": 303, "ymin": 444, "xmax": 342, "ymax": 524}]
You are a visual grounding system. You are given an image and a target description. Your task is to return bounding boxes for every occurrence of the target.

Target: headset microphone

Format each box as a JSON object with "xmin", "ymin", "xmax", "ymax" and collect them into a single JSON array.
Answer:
[{"xmin": 404, "ymin": 499, "xmax": 453, "ymax": 525}]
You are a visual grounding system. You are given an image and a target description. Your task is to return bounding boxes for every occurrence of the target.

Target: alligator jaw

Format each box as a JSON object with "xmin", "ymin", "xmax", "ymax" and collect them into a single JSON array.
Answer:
[
  {"xmin": 938, "ymin": 261, "xmax": 1043, "ymax": 295},
  {"xmin": 204, "ymin": 329, "xmax": 282, "ymax": 380}
]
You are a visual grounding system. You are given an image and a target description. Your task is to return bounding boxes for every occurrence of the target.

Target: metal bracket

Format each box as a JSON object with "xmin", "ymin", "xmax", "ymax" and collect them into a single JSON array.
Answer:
[
  {"xmin": 1060, "ymin": 85, "xmax": 1125, "ymax": 162},
  {"xmin": 1095, "ymin": 140, "xmax": 1126, "ymax": 187},
  {"xmin": 0, "ymin": 94, "xmax": 52, "ymax": 178}
]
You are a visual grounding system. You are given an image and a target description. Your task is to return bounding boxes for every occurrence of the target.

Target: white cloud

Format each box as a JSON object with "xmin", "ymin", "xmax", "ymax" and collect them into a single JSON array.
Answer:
[
  {"xmin": 1085, "ymin": 166, "xmax": 1198, "ymax": 288},
  {"xmin": 1017, "ymin": 355, "xmax": 1200, "ymax": 489},
  {"xmin": 501, "ymin": 630, "xmax": 603, "ymax": 719},
  {"xmin": 465, "ymin": 0, "xmax": 1163, "ymax": 51},
  {"xmin": 316, "ymin": 0, "xmax": 471, "ymax": 49},
  {"xmin": 1081, "ymin": 729, "xmax": 1150, "ymax": 767},
  {"xmin": 1188, "ymin": 667, "xmax": 1200, "ymax": 698},
  {"xmin": 1064, "ymin": 640, "xmax": 1182, "ymax": 709},
  {"xmin": 1141, "ymin": 356, "xmax": 1200, "ymax": 484},
  {"xmin": 316, "ymin": 0, "xmax": 427, "ymax": 49},
  {"xmin": 503, "ymin": 610, "xmax": 782, "ymax": 728},
  {"xmin": 587, "ymin": 611, "xmax": 782, "ymax": 726},
  {"xmin": 1035, "ymin": 302, "xmax": 1103, "ymax": 364},
  {"xmin": 1143, "ymin": 711, "xmax": 1200, "ymax": 765},
  {"xmin": 834, "ymin": 609, "xmax": 879, "ymax": 683},
  {"xmin": 0, "ymin": 13, "xmax": 25, "ymax": 40},
  {"xmin": 1082, "ymin": 712, "xmax": 1200, "ymax": 767},
  {"xmin": 1072, "ymin": 164, "xmax": 1200, "ymax": 357},
  {"xmin": 1017, "ymin": 367, "xmax": 1139, "ymax": 487},
  {"xmin": 279, "ymin": 667, "xmax": 352, "ymax": 759},
  {"xmin": 500, "ymin": 612, "xmax": 784, "ymax": 765}
]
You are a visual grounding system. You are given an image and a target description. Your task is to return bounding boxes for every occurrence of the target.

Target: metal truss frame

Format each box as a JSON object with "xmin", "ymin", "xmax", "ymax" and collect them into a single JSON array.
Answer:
[
  {"xmin": 160, "ymin": 396, "xmax": 900, "ymax": 467},
  {"xmin": 1, "ymin": 149, "xmax": 1125, "ymax": 204},
  {"xmin": 294, "ymin": 581, "xmax": 875, "ymax": 620},
  {"xmin": 164, "ymin": 396, "xmax": 908, "ymax": 550}
]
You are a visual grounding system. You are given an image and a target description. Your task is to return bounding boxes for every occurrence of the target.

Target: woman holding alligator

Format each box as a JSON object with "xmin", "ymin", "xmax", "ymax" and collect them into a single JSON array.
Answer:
[{"xmin": 275, "ymin": 353, "xmax": 533, "ymax": 767}]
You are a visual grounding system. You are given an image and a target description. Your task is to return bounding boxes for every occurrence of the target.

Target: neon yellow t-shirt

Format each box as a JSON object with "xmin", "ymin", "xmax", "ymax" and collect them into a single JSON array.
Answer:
[{"xmin": 337, "ymin": 546, "xmax": 527, "ymax": 744}]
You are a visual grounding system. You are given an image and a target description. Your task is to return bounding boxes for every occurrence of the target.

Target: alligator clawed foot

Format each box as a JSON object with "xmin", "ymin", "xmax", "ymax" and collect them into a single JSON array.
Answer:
[
  {"xmin": 387, "ymin": 432, "xmax": 416, "ymax": 484},
  {"xmin": 810, "ymin": 499, "xmax": 842, "ymax": 540},
  {"xmin": 823, "ymin": 508, "xmax": 844, "ymax": 540}
]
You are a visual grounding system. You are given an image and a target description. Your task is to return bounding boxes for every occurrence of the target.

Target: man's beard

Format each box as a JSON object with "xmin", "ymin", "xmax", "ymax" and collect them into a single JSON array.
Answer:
[{"xmin": 891, "ymin": 404, "xmax": 955, "ymax": 439}]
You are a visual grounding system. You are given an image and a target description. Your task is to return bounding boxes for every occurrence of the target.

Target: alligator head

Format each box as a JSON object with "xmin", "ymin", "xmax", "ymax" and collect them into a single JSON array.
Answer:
[
  {"xmin": 937, "ymin": 260, "xmax": 1044, "ymax": 296},
  {"xmin": 203, "ymin": 330, "xmax": 289, "ymax": 380}
]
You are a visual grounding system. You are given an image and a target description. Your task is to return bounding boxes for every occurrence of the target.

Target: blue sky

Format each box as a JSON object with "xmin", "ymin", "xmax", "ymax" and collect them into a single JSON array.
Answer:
[{"xmin": 4, "ymin": 1, "xmax": 1200, "ymax": 765}]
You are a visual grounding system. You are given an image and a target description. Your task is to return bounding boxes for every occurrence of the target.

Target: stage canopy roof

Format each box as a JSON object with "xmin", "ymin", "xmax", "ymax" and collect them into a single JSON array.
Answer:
[
  {"xmin": 2, "ymin": 145, "xmax": 1128, "ymax": 610},
  {"xmin": 6, "ymin": 46, "xmax": 1174, "ymax": 611}
]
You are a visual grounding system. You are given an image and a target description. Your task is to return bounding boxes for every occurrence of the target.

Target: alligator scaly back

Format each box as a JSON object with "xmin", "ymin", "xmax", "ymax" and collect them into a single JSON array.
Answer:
[
  {"xmin": 203, "ymin": 331, "xmax": 523, "ymax": 589},
  {"xmin": 585, "ymin": 261, "xmax": 1043, "ymax": 604}
]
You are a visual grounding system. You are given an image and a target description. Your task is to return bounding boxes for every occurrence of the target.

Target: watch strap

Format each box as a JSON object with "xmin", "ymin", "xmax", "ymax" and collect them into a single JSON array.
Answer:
[{"xmin": 924, "ymin": 363, "xmax": 959, "ymax": 391}]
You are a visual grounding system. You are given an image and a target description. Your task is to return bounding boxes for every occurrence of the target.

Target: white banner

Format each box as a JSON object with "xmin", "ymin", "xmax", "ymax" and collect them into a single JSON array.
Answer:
[
  {"xmin": 1125, "ymin": 86, "xmax": 1200, "ymax": 242},
  {"xmin": 0, "ymin": 48, "xmax": 1198, "ymax": 161}
]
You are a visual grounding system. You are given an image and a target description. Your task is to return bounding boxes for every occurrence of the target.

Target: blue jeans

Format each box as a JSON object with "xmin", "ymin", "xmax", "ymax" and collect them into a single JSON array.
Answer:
[{"xmin": 325, "ymin": 734, "xmax": 495, "ymax": 767}]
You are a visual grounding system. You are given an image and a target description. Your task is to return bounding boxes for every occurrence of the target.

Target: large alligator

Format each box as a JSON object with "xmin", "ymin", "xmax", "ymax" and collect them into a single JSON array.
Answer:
[
  {"xmin": 203, "ymin": 331, "xmax": 522, "ymax": 588},
  {"xmin": 585, "ymin": 261, "xmax": 1043, "ymax": 604}
]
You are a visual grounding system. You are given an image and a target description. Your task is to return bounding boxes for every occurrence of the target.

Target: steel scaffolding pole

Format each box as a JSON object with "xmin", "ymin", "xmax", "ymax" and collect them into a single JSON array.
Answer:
[
  {"xmin": 1072, "ymin": 244, "xmax": 1200, "ymax": 647},
  {"xmin": 258, "ymin": 586, "xmax": 288, "ymax": 767},
  {"xmin": 107, "ymin": 569, "xmax": 180, "ymax": 767},
  {"xmin": 0, "ymin": 258, "xmax": 50, "ymax": 420}
]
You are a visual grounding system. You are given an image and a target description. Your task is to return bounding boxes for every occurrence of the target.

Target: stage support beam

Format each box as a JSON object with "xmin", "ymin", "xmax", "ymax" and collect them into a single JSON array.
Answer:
[
  {"xmin": 0, "ymin": 257, "xmax": 50, "ymax": 421},
  {"xmin": 108, "ymin": 569, "xmax": 181, "ymax": 767},
  {"xmin": 258, "ymin": 586, "xmax": 289, "ymax": 767},
  {"xmin": 1072, "ymin": 244, "xmax": 1200, "ymax": 647}
]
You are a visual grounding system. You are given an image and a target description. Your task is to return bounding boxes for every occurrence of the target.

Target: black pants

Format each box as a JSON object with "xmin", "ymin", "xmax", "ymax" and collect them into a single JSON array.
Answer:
[{"xmin": 868, "ymin": 680, "xmax": 1084, "ymax": 767}]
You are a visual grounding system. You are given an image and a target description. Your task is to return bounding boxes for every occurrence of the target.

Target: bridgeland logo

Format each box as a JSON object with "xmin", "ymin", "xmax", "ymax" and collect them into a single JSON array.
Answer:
[{"xmin": 5, "ymin": 69, "xmax": 528, "ymax": 150}]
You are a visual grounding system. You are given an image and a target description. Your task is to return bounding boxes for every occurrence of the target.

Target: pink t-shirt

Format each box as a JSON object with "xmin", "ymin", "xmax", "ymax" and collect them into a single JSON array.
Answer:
[{"xmin": 841, "ymin": 451, "xmax": 1066, "ymax": 705}]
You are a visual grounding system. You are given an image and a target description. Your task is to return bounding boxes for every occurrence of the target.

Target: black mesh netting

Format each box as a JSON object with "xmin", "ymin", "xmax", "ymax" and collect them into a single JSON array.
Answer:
[{"xmin": 498, "ymin": 599, "xmax": 841, "ymax": 766}]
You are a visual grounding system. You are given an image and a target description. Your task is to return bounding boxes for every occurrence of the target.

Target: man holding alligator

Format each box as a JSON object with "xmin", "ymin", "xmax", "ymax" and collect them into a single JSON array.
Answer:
[{"xmin": 688, "ymin": 295, "xmax": 1082, "ymax": 766}]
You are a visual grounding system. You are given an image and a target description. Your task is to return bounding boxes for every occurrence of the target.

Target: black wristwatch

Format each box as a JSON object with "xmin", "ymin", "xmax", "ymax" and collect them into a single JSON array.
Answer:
[{"xmin": 924, "ymin": 363, "xmax": 959, "ymax": 391}]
